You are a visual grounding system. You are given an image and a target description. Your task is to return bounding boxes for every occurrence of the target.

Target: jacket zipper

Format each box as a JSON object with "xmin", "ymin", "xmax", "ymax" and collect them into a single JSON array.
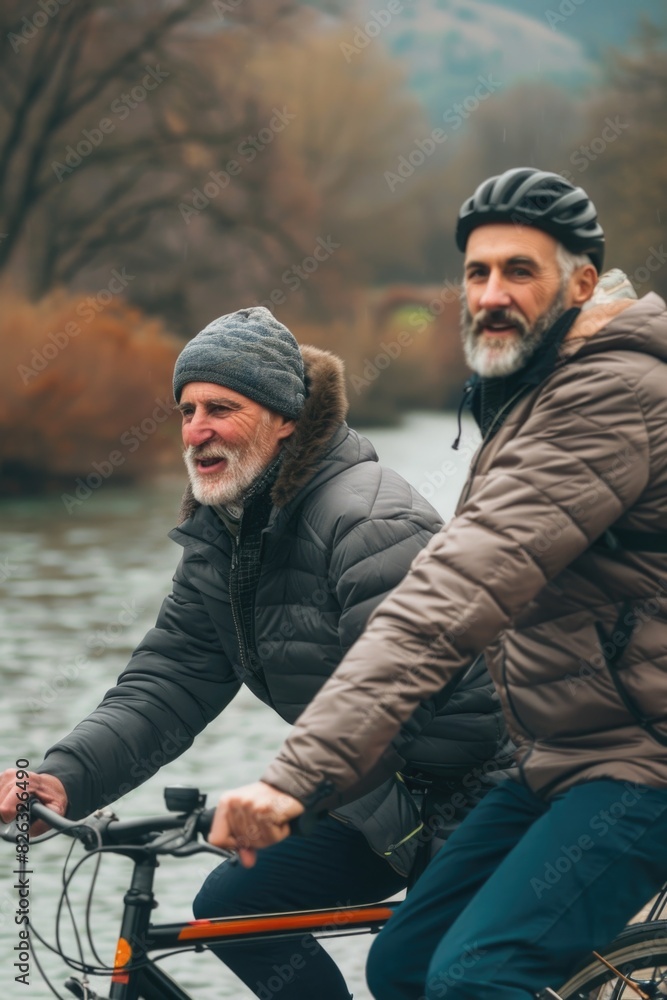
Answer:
[{"xmin": 229, "ymin": 531, "xmax": 251, "ymax": 679}]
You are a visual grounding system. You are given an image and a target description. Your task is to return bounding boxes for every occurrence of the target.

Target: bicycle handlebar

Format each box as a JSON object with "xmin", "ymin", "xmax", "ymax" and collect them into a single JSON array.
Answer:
[
  {"xmin": 1, "ymin": 794, "xmax": 220, "ymax": 857},
  {"xmin": 28, "ymin": 801, "xmax": 315, "ymax": 839},
  {"xmin": 1, "ymin": 787, "xmax": 319, "ymax": 855},
  {"xmin": 34, "ymin": 799, "xmax": 215, "ymax": 839}
]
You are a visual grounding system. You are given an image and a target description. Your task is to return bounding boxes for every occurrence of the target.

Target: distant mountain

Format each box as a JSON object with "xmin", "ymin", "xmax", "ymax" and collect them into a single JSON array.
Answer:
[
  {"xmin": 484, "ymin": 0, "xmax": 665, "ymax": 56},
  {"xmin": 343, "ymin": 0, "xmax": 665, "ymax": 122}
]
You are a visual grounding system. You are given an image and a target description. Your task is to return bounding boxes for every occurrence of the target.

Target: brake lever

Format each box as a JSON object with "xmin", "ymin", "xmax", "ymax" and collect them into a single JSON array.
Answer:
[
  {"xmin": 150, "ymin": 811, "xmax": 230, "ymax": 859},
  {"xmin": 169, "ymin": 841, "xmax": 232, "ymax": 859},
  {"xmin": 149, "ymin": 813, "xmax": 197, "ymax": 855}
]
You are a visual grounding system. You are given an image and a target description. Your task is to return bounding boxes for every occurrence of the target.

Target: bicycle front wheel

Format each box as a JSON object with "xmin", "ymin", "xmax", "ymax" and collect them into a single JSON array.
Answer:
[{"xmin": 555, "ymin": 920, "xmax": 667, "ymax": 998}]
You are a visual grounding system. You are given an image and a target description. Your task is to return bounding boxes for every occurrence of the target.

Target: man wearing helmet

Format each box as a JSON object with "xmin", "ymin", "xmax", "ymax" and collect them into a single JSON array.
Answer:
[{"xmin": 211, "ymin": 168, "xmax": 667, "ymax": 999}]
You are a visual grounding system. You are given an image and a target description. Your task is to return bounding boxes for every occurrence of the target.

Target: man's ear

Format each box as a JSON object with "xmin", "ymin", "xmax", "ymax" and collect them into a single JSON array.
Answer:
[
  {"xmin": 276, "ymin": 417, "xmax": 296, "ymax": 441},
  {"xmin": 570, "ymin": 263, "xmax": 598, "ymax": 307}
]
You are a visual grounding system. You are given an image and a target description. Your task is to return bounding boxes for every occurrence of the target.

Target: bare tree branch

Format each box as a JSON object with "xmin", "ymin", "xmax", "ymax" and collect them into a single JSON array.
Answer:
[
  {"xmin": 57, "ymin": 0, "xmax": 208, "ymax": 127},
  {"xmin": 0, "ymin": 2, "xmax": 87, "ymax": 189}
]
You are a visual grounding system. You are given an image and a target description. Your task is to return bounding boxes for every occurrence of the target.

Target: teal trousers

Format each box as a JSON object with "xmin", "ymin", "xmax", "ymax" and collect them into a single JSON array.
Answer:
[{"xmin": 367, "ymin": 778, "xmax": 667, "ymax": 1000}]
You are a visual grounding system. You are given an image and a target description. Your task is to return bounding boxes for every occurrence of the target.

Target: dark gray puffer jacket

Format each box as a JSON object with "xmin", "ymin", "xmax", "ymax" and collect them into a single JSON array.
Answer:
[{"xmin": 38, "ymin": 346, "xmax": 509, "ymax": 858}]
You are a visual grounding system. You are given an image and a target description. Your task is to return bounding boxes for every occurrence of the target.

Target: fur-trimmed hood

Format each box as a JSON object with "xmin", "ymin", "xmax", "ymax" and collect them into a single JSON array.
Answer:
[{"xmin": 179, "ymin": 345, "xmax": 349, "ymax": 523}]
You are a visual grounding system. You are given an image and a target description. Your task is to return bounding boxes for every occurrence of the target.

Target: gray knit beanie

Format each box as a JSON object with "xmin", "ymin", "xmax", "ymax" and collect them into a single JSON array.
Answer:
[{"xmin": 173, "ymin": 307, "xmax": 306, "ymax": 418}]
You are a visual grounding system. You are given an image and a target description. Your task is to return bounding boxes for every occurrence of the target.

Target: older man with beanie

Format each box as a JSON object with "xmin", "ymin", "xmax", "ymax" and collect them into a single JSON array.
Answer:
[
  {"xmin": 0, "ymin": 307, "xmax": 513, "ymax": 999},
  {"xmin": 211, "ymin": 169, "xmax": 667, "ymax": 999}
]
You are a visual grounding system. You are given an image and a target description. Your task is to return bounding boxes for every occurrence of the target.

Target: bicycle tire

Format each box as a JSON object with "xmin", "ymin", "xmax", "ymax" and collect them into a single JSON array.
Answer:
[{"xmin": 555, "ymin": 920, "xmax": 667, "ymax": 998}]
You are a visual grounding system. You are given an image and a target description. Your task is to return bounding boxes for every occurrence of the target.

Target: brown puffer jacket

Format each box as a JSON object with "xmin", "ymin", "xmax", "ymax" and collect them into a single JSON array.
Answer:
[{"xmin": 263, "ymin": 292, "xmax": 667, "ymax": 806}]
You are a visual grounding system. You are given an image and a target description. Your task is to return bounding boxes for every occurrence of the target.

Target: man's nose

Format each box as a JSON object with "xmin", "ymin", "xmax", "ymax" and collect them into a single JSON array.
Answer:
[
  {"xmin": 478, "ymin": 272, "xmax": 512, "ymax": 311},
  {"xmin": 182, "ymin": 413, "xmax": 216, "ymax": 448}
]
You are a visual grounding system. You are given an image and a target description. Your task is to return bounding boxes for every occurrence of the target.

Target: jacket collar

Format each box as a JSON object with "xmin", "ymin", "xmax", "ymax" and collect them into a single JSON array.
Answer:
[{"xmin": 178, "ymin": 345, "xmax": 348, "ymax": 524}]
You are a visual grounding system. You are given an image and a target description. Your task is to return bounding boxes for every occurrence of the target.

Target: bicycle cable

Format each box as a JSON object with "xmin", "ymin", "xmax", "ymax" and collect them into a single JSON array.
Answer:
[
  {"xmin": 54, "ymin": 824, "xmax": 106, "ymax": 976},
  {"xmin": 29, "ymin": 843, "xmax": 127, "ymax": 976},
  {"xmin": 55, "ymin": 819, "xmax": 107, "ymax": 970},
  {"xmin": 14, "ymin": 824, "xmax": 102, "ymax": 997},
  {"xmin": 60, "ymin": 836, "xmax": 89, "ymax": 976},
  {"xmin": 30, "ymin": 935, "xmax": 72, "ymax": 1000},
  {"xmin": 45, "ymin": 833, "xmax": 219, "ymax": 977},
  {"xmin": 83, "ymin": 849, "xmax": 110, "ymax": 970}
]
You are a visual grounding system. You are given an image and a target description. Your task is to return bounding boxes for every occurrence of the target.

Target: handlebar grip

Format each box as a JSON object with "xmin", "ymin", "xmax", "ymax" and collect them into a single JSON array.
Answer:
[
  {"xmin": 0, "ymin": 798, "xmax": 71, "ymax": 843},
  {"xmin": 196, "ymin": 807, "xmax": 216, "ymax": 838},
  {"xmin": 30, "ymin": 799, "xmax": 60, "ymax": 826},
  {"xmin": 196, "ymin": 807, "xmax": 318, "ymax": 840},
  {"xmin": 29, "ymin": 799, "xmax": 95, "ymax": 845}
]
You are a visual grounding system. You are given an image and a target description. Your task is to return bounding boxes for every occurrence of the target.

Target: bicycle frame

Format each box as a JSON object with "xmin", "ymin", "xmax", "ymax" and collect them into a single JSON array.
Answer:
[
  {"xmin": 100, "ymin": 851, "xmax": 667, "ymax": 1000},
  {"xmin": 0, "ymin": 792, "xmax": 400, "ymax": 1000},
  {"xmin": 107, "ymin": 849, "xmax": 398, "ymax": 999}
]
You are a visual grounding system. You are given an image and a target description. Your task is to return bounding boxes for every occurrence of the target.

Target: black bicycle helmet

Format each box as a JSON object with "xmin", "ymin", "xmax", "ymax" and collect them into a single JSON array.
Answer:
[{"xmin": 456, "ymin": 167, "xmax": 605, "ymax": 272}]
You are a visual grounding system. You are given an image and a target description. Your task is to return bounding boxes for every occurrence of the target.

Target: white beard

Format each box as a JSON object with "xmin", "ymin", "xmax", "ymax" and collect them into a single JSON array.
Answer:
[{"xmin": 183, "ymin": 415, "xmax": 277, "ymax": 506}]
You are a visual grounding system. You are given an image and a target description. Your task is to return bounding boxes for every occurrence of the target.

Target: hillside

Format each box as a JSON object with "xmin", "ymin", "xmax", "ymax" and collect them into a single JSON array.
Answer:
[{"xmin": 344, "ymin": 0, "xmax": 666, "ymax": 121}]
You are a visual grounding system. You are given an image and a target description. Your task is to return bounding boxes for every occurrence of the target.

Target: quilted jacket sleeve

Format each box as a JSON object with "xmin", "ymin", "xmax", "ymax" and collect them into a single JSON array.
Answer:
[
  {"xmin": 263, "ymin": 362, "xmax": 651, "ymax": 804},
  {"xmin": 36, "ymin": 553, "xmax": 241, "ymax": 819}
]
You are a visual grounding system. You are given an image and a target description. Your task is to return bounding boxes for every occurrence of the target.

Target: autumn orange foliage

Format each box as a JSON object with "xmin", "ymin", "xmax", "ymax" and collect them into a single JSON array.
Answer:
[{"xmin": 0, "ymin": 291, "xmax": 182, "ymax": 493}]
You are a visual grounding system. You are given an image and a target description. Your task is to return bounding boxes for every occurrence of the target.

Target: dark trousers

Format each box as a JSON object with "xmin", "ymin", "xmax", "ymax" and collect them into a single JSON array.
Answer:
[
  {"xmin": 193, "ymin": 814, "xmax": 407, "ymax": 999},
  {"xmin": 366, "ymin": 777, "xmax": 667, "ymax": 1000}
]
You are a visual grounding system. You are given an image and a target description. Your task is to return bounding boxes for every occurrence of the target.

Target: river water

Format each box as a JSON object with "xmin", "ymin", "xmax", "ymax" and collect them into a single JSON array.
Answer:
[{"xmin": 1, "ymin": 412, "xmax": 478, "ymax": 1000}]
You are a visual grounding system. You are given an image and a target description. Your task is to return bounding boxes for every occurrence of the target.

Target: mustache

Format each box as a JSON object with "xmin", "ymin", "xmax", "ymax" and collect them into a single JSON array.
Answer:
[
  {"xmin": 469, "ymin": 308, "xmax": 529, "ymax": 337},
  {"xmin": 183, "ymin": 443, "xmax": 234, "ymax": 462}
]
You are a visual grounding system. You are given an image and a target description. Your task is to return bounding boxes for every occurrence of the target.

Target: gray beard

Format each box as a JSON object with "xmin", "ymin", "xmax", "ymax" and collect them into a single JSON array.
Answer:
[
  {"xmin": 184, "ymin": 446, "xmax": 272, "ymax": 507},
  {"xmin": 460, "ymin": 285, "xmax": 568, "ymax": 378},
  {"xmin": 183, "ymin": 417, "xmax": 277, "ymax": 507}
]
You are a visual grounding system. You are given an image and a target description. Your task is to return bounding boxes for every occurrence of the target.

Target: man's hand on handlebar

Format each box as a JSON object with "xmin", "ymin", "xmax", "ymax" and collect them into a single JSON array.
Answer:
[
  {"xmin": 0, "ymin": 769, "xmax": 68, "ymax": 836},
  {"xmin": 208, "ymin": 781, "xmax": 304, "ymax": 868}
]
